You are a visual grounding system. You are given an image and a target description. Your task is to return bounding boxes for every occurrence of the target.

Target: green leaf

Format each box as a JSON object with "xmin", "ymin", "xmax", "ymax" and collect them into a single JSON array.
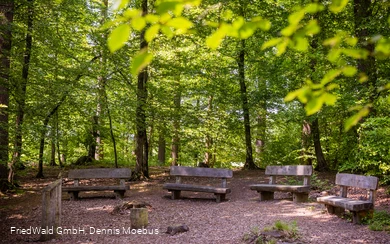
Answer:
[
  {"xmin": 281, "ymin": 24, "xmax": 297, "ymax": 37},
  {"xmin": 166, "ymin": 17, "xmax": 193, "ymax": 31},
  {"xmin": 305, "ymin": 97, "xmax": 323, "ymax": 115},
  {"xmin": 123, "ymin": 9, "xmax": 142, "ymax": 18},
  {"xmin": 206, "ymin": 25, "xmax": 227, "ymax": 49},
  {"xmin": 239, "ymin": 22, "xmax": 256, "ymax": 39},
  {"xmin": 222, "ymin": 9, "xmax": 233, "ymax": 21},
  {"xmin": 345, "ymin": 37, "xmax": 358, "ymax": 46},
  {"xmin": 327, "ymin": 48, "xmax": 342, "ymax": 62},
  {"xmin": 320, "ymin": 69, "xmax": 341, "ymax": 85},
  {"xmin": 288, "ymin": 9, "xmax": 305, "ymax": 25},
  {"xmin": 342, "ymin": 49, "xmax": 369, "ymax": 59},
  {"xmin": 344, "ymin": 106, "xmax": 370, "ymax": 131},
  {"xmin": 253, "ymin": 17, "xmax": 271, "ymax": 31},
  {"xmin": 293, "ymin": 37, "xmax": 309, "ymax": 51},
  {"xmin": 276, "ymin": 38, "xmax": 289, "ymax": 56},
  {"xmin": 112, "ymin": 0, "xmax": 129, "ymax": 10},
  {"xmin": 358, "ymin": 72, "xmax": 368, "ymax": 83},
  {"xmin": 342, "ymin": 66, "xmax": 357, "ymax": 77},
  {"xmin": 305, "ymin": 20, "xmax": 320, "ymax": 35},
  {"xmin": 323, "ymin": 36, "xmax": 341, "ymax": 47},
  {"xmin": 304, "ymin": 3, "xmax": 325, "ymax": 13},
  {"xmin": 261, "ymin": 38, "xmax": 282, "ymax": 50},
  {"xmin": 284, "ymin": 89, "xmax": 301, "ymax": 102},
  {"xmin": 145, "ymin": 14, "xmax": 159, "ymax": 24},
  {"xmin": 131, "ymin": 49, "xmax": 153, "ymax": 76},
  {"xmin": 108, "ymin": 24, "xmax": 131, "ymax": 53},
  {"xmin": 132, "ymin": 17, "xmax": 146, "ymax": 31},
  {"xmin": 160, "ymin": 26, "xmax": 173, "ymax": 39},
  {"xmin": 145, "ymin": 24, "xmax": 160, "ymax": 42},
  {"xmin": 322, "ymin": 93, "xmax": 337, "ymax": 105},
  {"xmin": 157, "ymin": 1, "xmax": 183, "ymax": 16},
  {"xmin": 329, "ymin": 0, "xmax": 348, "ymax": 13}
]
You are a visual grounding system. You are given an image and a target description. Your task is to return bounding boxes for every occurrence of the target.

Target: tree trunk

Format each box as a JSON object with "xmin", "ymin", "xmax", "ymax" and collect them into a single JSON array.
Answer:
[
  {"xmin": 157, "ymin": 126, "xmax": 166, "ymax": 165},
  {"xmin": 36, "ymin": 95, "xmax": 67, "ymax": 178},
  {"xmin": 134, "ymin": 0, "xmax": 149, "ymax": 179},
  {"xmin": 204, "ymin": 96, "xmax": 213, "ymax": 167},
  {"xmin": 0, "ymin": 1, "xmax": 13, "ymax": 170},
  {"xmin": 9, "ymin": 0, "xmax": 34, "ymax": 183},
  {"xmin": 238, "ymin": 39, "xmax": 256, "ymax": 169},
  {"xmin": 105, "ymin": 91, "xmax": 118, "ymax": 168},
  {"xmin": 301, "ymin": 120, "xmax": 312, "ymax": 165},
  {"xmin": 312, "ymin": 117, "xmax": 328, "ymax": 171},
  {"xmin": 354, "ymin": 0, "xmax": 377, "ymax": 114},
  {"xmin": 50, "ymin": 137, "xmax": 56, "ymax": 166},
  {"xmin": 171, "ymin": 80, "xmax": 181, "ymax": 166}
]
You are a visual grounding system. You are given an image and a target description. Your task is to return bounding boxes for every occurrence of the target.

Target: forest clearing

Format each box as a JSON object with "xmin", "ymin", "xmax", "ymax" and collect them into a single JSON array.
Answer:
[
  {"xmin": 1, "ymin": 0, "xmax": 390, "ymax": 243},
  {"xmin": 1, "ymin": 167, "xmax": 390, "ymax": 243}
]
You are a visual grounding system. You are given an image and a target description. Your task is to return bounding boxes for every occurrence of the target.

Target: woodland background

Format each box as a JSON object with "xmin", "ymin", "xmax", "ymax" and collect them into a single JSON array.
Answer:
[{"xmin": 0, "ymin": 0, "xmax": 389, "ymax": 187}]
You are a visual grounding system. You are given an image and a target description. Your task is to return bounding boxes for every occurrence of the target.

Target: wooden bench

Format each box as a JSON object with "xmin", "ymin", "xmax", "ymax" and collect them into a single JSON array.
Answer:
[
  {"xmin": 249, "ymin": 165, "xmax": 313, "ymax": 203},
  {"xmin": 317, "ymin": 173, "xmax": 378, "ymax": 224},
  {"xmin": 62, "ymin": 168, "xmax": 131, "ymax": 200},
  {"xmin": 163, "ymin": 166, "xmax": 233, "ymax": 203}
]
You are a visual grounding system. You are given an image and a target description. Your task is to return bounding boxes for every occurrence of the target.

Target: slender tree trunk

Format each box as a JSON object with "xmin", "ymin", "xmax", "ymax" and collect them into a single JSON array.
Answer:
[
  {"xmin": 312, "ymin": 118, "xmax": 327, "ymax": 171},
  {"xmin": 10, "ymin": 0, "xmax": 33, "ymax": 183},
  {"xmin": 354, "ymin": 0, "xmax": 377, "ymax": 114},
  {"xmin": 50, "ymin": 136, "xmax": 56, "ymax": 166},
  {"xmin": 36, "ymin": 95, "xmax": 66, "ymax": 178},
  {"xmin": 204, "ymin": 96, "xmax": 213, "ymax": 167},
  {"xmin": 171, "ymin": 80, "xmax": 181, "ymax": 166},
  {"xmin": 0, "ymin": 2, "xmax": 13, "ymax": 171},
  {"xmin": 157, "ymin": 126, "xmax": 166, "ymax": 165},
  {"xmin": 134, "ymin": 0, "xmax": 149, "ymax": 179},
  {"xmin": 301, "ymin": 120, "xmax": 312, "ymax": 165},
  {"xmin": 105, "ymin": 91, "xmax": 118, "ymax": 168},
  {"xmin": 238, "ymin": 39, "xmax": 255, "ymax": 169}
]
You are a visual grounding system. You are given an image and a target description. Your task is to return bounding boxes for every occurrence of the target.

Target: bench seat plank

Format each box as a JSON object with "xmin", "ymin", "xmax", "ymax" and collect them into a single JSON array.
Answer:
[
  {"xmin": 163, "ymin": 183, "xmax": 231, "ymax": 194},
  {"xmin": 249, "ymin": 184, "xmax": 310, "ymax": 193},
  {"xmin": 63, "ymin": 185, "xmax": 129, "ymax": 192},
  {"xmin": 317, "ymin": 196, "xmax": 373, "ymax": 212}
]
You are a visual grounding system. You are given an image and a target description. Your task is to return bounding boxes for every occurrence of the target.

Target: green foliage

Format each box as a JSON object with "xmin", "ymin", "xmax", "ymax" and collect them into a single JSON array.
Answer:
[
  {"xmin": 243, "ymin": 220, "xmax": 299, "ymax": 244},
  {"xmin": 367, "ymin": 211, "xmax": 390, "ymax": 232}
]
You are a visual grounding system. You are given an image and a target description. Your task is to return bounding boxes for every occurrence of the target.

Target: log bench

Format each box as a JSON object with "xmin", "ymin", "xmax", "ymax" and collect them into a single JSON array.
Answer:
[
  {"xmin": 249, "ymin": 165, "xmax": 313, "ymax": 203},
  {"xmin": 317, "ymin": 173, "xmax": 378, "ymax": 224},
  {"xmin": 62, "ymin": 168, "xmax": 131, "ymax": 200},
  {"xmin": 163, "ymin": 166, "xmax": 233, "ymax": 203}
]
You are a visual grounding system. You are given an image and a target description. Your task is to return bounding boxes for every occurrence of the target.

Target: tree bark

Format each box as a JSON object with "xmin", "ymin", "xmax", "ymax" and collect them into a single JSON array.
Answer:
[
  {"xmin": 204, "ymin": 96, "xmax": 213, "ymax": 167},
  {"xmin": 301, "ymin": 120, "xmax": 312, "ymax": 165},
  {"xmin": 0, "ymin": 1, "xmax": 13, "ymax": 170},
  {"xmin": 354, "ymin": 0, "xmax": 377, "ymax": 113},
  {"xmin": 134, "ymin": 0, "xmax": 149, "ymax": 179},
  {"xmin": 9, "ymin": 0, "xmax": 33, "ymax": 183},
  {"xmin": 238, "ymin": 39, "xmax": 256, "ymax": 169},
  {"xmin": 158, "ymin": 126, "xmax": 166, "ymax": 165},
  {"xmin": 171, "ymin": 80, "xmax": 181, "ymax": 166},
  {"xmin": 312, "ymin": 117, "xmax": 328, "ymax": 171}
]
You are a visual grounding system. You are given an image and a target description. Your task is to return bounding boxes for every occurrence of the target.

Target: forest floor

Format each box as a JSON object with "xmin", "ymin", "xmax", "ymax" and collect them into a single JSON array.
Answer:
[{"xmin": 0, "ymin": 166, "xmax": 389, "ymax": 244}]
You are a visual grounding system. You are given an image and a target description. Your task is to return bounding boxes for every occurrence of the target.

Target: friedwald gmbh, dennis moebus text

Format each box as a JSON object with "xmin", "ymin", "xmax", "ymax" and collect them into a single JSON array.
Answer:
[{"xmin": 10, "ymin": 226, "xmax": 160, "ymax": 235}]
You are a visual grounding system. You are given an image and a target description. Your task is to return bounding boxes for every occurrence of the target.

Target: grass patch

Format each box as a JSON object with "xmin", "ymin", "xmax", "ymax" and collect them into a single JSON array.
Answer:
[
  {"xmin": 243, "ymin": 220, "xmax": 300, "ymax": 244},
  {"xmin": 367, "ymin": 211, "xmax": 390, "ymax": 231}
]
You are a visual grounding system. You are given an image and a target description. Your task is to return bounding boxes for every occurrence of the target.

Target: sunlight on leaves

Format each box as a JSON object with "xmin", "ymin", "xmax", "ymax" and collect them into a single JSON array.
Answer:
[
  {"xmin": 262, "ymin": 38, "xmax": 282, "ymax": 50},
  {"xmin": 345, "ymin": 105, "xmax": 371, "ymax": 131},
  {"xmin": 112, "ymin": 0, "xmax": 129, "ymax": 10},
  {"xmin": 206, "ymin": 24, "xmax": 228, "ymax": 49},
  {"xmin": 131, "ymin": 49, "xmax": 153, "ymax": 76},
  {"xmin": 108, "ymin": 24, "xmax": 131, "ymax": 53},
  {"xmin": 145, "ymin": 24, "xmax": 161, "ymax": 42},
  {"xmin": 329, "ymin": 0, "xmax": 349, "ymax": 13}
]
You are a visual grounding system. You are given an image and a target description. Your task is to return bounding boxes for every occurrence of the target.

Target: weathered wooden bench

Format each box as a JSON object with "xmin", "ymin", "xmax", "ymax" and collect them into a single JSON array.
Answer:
[
  {"xmin": 163, "ymin": 166, "xmax": 233, "ymax": 203},
  {"xmin": 249, "ymin": 165, "xmax": 313, "ymax": 203},
  {"xmin": 317, "ymin": 173, "xmax": 378, "ymax": 224},
  {"xmin": 62, "ymin": 168, "xmax": 131, "ymax": 200}
]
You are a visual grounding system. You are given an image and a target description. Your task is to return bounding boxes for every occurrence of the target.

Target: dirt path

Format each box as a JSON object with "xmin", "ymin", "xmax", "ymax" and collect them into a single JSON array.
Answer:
[{"xmin": 0, "ymin": 167, "xmax": 389, "ymax": 243}]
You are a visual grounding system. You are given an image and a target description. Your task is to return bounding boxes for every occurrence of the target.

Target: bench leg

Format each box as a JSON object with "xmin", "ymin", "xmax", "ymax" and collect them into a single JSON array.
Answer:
[
  {"xmin": 114, "ymin": 190, "xmax": 126, "ymax": 199},
  {"xmin": 326, "ymin": 204, "xmax": 345, "ymax": 216},
  {"xmin": 352, "ymin": 210, "xmax": 373, "ymax": 224},
  {"xmin": 171, "ymin": 190, "xmax": 181, "ymax": 200},
  {"xmin": 293, "ymin": 192, "xmax": 309, "ymax": 203},
  {"xmin": 69, "ymin": 191, "xmax": 79, "ymax": 200},
  {"xmin": 258, "ymin": 191, "xmax": 274, "ymax": 201},
  {"xmin": 215, "ymin": 194, "xmax": 226, "ymax": 203}
]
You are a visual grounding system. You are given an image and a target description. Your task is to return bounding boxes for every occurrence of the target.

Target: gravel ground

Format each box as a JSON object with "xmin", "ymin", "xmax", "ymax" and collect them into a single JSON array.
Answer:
[{"xmin": 1, "ymin": 168, "xmax": 389, "ymax": 244}]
